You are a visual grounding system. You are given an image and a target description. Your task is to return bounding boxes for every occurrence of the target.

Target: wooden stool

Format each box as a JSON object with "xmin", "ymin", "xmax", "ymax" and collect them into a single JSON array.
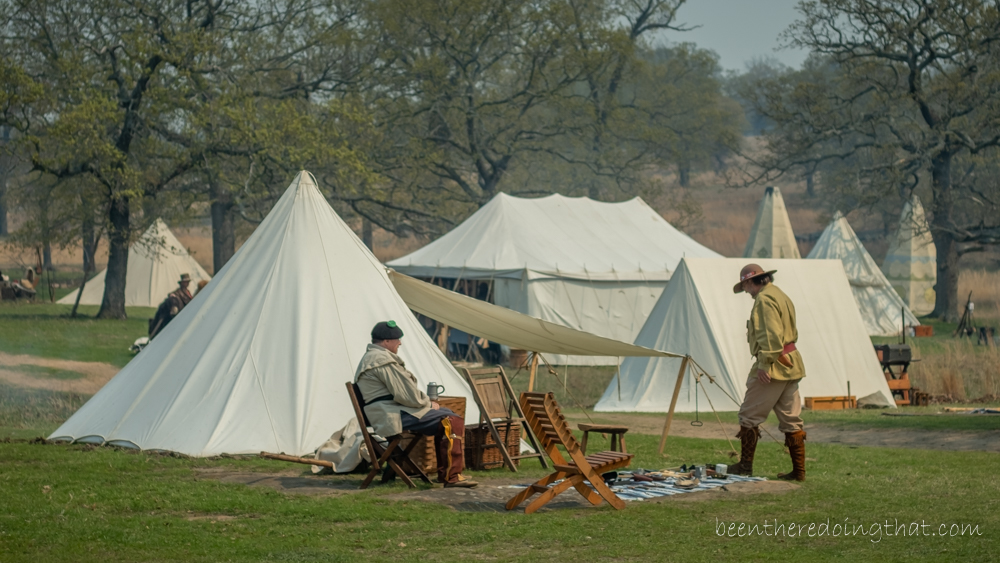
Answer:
[{"xmin": 577, "ymin": 424, "xmax": 629, "ymax": 455}]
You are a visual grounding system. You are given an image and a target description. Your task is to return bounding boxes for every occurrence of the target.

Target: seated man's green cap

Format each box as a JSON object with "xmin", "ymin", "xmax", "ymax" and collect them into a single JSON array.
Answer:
[{"xmin": 371, "ymin": 320, "xmax": 404, "ymax": 340}]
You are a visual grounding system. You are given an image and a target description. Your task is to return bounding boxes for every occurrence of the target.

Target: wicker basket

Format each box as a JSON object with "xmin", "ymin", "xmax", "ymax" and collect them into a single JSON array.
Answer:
[
  {"xmin": 402, "ymin": 396, "xmax": 466, "ymax": 474},
  {"xmin": 464, "ymin": 423, "xmax": 521, "ymax": 470}
]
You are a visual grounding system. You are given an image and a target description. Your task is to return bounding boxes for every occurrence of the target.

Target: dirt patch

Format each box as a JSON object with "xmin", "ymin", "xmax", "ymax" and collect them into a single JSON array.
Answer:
[
  {"xmin": 389, "ymin": 478, "xmax": 798, "ymax": 513},
  {"xmin": 563, "ymin": 412, "xmax": 1000, "ymax": 453},
  {"xmin": 0, "ymin": 351, "xmax": 118, "ymax": 394},
  {"xmin": 194, "ymin": 468, "xmax": 798, "ymax": 513},
  {"xmin": 193, "ymin": 467, "xmax": 363, "ymax": 497}
]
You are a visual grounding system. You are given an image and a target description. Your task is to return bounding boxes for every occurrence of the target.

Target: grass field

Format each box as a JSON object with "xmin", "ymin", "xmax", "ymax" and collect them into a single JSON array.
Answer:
[{"xmin": 1, "ymin": 297, "xmax": 998, "ymax": 562}]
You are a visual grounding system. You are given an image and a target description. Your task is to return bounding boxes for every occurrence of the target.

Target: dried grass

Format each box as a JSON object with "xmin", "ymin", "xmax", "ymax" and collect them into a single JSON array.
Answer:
[
  {"xmin": 958, "ymin": 269, "xmax": 1000, "ymax": 319},
  {"xmin": 909, "ymin": 340, "xmax": 1000, "ymax": 401}
]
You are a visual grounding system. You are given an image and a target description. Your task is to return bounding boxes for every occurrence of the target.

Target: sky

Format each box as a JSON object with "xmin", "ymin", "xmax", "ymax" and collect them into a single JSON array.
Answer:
[{"xmin": 663, "ymin": 0, "xmax": 810, "ymax": 72}]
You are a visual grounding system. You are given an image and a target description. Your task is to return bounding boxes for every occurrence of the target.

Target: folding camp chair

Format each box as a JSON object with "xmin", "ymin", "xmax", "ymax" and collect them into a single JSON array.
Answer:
[
  {"xmin": 345, "ymin": 382, "xmax": 431, "ymax": 489},
  {"xmin": 462, "ymin": 366, "xmax": 547, "ymax": 471},
  {"xmin": 505, "ymin": 392, "xmax": 633, "ymax": 514}
]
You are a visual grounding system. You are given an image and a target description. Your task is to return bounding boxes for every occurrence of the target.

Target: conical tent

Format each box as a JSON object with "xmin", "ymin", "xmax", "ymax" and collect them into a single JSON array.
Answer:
[
  {"xmin": 743, "ymin": 186, "xmax": 801, "ymax": 259},
  {"xmin": 388, "ymin": 192, "xmax": 721, "ymax": 365},
  {"xmin": 594, "ymin": 258, "xmax": 895, "ymax": 413},
  {"xmin": 49, "ymin": 172, "xmax": 476, "ymax": 456},
  {"xmin": 57, "ymin": 219, "xmax": 211, "ymax": 307},
  {"xmin": 882, "ymin": 195, "xmax": 936, "ymax": 316},
  {"xmin": 807, "ymin": 212, "xmax": 919, "ymax": 336}
]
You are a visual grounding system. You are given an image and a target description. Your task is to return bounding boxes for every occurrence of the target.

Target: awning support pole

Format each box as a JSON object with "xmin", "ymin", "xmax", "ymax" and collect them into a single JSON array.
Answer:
[
  {"xmin": 658, "ymin": 355, "xmax": 690, "ymax": 455},
  {"xmin": 527, "ymin": 352, "xmax": 540, "ymax": 392}
]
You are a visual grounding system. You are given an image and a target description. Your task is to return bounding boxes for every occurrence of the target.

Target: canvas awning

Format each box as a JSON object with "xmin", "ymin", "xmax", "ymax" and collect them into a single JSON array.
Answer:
[{"xmin": 389, "ymin": 270, "xmax": 683, "ymax": 358}]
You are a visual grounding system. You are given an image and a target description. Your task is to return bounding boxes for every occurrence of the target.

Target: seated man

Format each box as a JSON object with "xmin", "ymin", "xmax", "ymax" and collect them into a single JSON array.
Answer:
[
  {"xmin": 149, "ymin": 273, "xmax": 194, "ymax": 338},
  {"xmin": 354, "ymin": 320, "xmax": 477, "ymax": 488}
]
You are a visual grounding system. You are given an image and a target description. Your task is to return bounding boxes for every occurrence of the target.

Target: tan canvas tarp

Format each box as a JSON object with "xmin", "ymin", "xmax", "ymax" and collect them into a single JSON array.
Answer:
[{"xmin": 389, "ymin": 270, "xmax": 682, "ymax": 359}]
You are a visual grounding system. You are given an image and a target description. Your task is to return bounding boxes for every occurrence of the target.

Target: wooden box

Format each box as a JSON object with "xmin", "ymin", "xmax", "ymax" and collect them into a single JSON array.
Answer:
[
  {"xmin": 913, "ymin": 325, "xmax": 934, "ymax": 337},
  {"xmin": 804, "ymin": 396, "xmax": 857, "ymax": 410},
  {"xmin": 464, "ymin": 423, "xmax": 521, "ymax": 470},
  {"xmin": 403, "ymin": 396, "xmax": 466, "ymax": 474}
]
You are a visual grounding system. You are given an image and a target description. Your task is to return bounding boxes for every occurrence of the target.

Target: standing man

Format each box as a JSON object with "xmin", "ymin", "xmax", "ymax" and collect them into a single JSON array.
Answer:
[
  {"xmin": 729, "ymin": 264, "xmax": 807, "ymax": 481},
  {"xmin": 355, "ymin": 321, "xmax": 477, "ymax": 488},
  {"xmin": 149, "ymin": 273, "xmax": 195, "ymax": 338}
]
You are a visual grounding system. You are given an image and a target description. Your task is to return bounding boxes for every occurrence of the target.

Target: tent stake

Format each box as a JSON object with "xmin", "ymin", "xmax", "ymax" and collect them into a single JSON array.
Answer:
[
  {"xmin": 527, "ymin": 352, "xmax": 540, "ymax": 392},
  {"xmin": 658, "ymin": 356, "xmax": 690, "ymax": 455}
]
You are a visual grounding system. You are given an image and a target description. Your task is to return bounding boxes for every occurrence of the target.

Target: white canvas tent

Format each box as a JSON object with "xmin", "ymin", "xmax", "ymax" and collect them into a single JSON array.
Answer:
[
  {"xmin": 595, "ymin": 258, "xmax": 895, "ymax": 413},
  {"xmin": 743, "ymin": 186, "xmax": 801, "ymax": 259},
  {"xmin": 49, "ymin": 172, "xmax": 476, "ymax": 456},
  {"xmin": 882, "ymin": 195, "xmax": 936, "ymax": 316},
  {"xmin": 388, "ymin": 193, "xmax": 721, "ymax": 365},
  {"xmin": 58, "ymin": 219, "xmax": 211, "ymax": 307},
  {"xmin": 807, "ymin": 211, "xmax": 919, "ymax": 336}
]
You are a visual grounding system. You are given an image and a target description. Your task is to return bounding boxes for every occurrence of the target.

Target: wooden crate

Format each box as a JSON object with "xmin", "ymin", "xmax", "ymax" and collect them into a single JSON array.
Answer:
[
  {"xmin": 464, "ymin": 423, "xmax": 521, "ymax": 470},
  {"xmin": 402, "ymin": 396, "xmax": 466, "ymax": 475},
  {"xmin": 804, "ymin": 396, "xmax": 856, "ymax": 410},
  {"xmin": 913, "ymin": 325, "xmax": 934, "ymax": 337}
]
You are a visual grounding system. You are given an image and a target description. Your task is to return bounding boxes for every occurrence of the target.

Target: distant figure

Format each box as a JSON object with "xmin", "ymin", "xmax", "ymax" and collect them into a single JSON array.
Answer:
[
  {"xmin": 729, "ymin": 264, "xmax": 807, "ymax": 482},
  {"xmin": 148, "ymin": 274, "xmax": 194, "ymax": 338},
  {"xmin": 195, "ymin": 279, "xmax": 209, "ymax": 296}
]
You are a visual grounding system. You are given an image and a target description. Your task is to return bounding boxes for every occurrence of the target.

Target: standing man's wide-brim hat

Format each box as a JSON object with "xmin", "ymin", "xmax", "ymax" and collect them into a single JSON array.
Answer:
[
  {"xmin": 179, "ymin": 273, "xmax": 192, "ymax": 283},
  {"xmin": 733, "ymin": 263, "xmax": 777, "ymax": 294}
]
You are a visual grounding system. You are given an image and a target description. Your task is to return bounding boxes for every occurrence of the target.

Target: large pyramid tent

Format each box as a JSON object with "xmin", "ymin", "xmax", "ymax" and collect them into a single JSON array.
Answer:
[
  {"xmin": 57, "ymin": 219, "xmax": 211, "ymax": 307},
  {"xmin": 743, "ymin": 186, "xmax": 801, "ymax": 259},
  {"xmin": 882, "ymin": 195, "xmax": 936, "ymax": 316},
  {"xmin": 807, "ymin": 211, "xmax": 919, "ymax": 336},
  {"xmin": 594, "ymin": 258, "xmax": 894, "ymax": 413},
  {"xmin": 388, "ymin": 193, "xmax": 721, "ymax": 365},
  {"xmin": 50, "ymin": 172, "xmax": 476, "ymax": 456}
]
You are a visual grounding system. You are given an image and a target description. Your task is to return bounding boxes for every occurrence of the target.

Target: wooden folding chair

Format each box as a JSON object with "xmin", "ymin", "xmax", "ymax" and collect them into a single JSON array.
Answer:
[
  {"xmin": 505, "ymin": 392, "xmax": 633, "ymax": 514},
  {"xmin": 345, "ymin": 382, "xmax": 431, "ymax": 489},
  {"xmin": 462, "ymin": 366, "xmax": 547, "ymax": 472}
]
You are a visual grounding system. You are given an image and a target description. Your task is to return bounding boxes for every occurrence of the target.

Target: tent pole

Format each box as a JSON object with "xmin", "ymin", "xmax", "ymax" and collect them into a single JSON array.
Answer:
[
  {"xmin": 658, "ymin": 355, "xmax": 690, "ymax": 455},
  {"xmin": 527, "ymin": 352, "xmax": 539, "ymax": 392}
]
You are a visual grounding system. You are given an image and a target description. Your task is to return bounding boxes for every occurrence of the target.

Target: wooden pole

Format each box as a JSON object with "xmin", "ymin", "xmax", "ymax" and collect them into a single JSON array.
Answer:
[
  {"xmin": 260, "ymin": 451, "xmax": 334, "ymax": 468},
  {"xmin": 658, "ymin": 356, "xmax": 690, "ymax": 455},
  {"xmin": 527, "ymin": 352, "xmax": 540, "ymax": 392}
]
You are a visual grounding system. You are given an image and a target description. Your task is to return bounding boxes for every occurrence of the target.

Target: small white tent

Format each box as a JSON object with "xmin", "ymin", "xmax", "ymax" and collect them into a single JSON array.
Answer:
[
  {"xmin": 58, "ymin": 219, "xmax": 211, "ymax": 307},
  {"xmin": 882, "ymin": 195, "xmax": 936, "ymax": 316},
  {"xmin": 743, "ymin": 186, "xmax": 801, "ymax": 259},
  {"xmin": 807, "ymin": 211, "xmax": 919, "ymax": 336},
  {"xmin": 595, "ymin": 258, "xmax": 895, "ymax": 413},
  {"xmin": 50, "ymin": 172, "xmax": 476, "ymax": 456},
  {"xmin": 388, "ymin": 193, "xmax": 721, "ymax": 365}
]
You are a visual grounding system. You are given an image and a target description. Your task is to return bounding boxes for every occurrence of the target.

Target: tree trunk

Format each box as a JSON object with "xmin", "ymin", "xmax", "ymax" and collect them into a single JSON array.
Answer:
[
  {"xmin": 210, "ymin": 180, "xmax": 235, "ymax": 274},
  {"xmin": 42, "ymin": 242, "xmax": 52, "ymax": 271},
  {"xmin": 930, "ymin": 152, "xmax": 960, "ymax": 322},
  {"xmin": 82, "ymin": 216, "xmax": 96, "ymax": 273},
  {"xmin": 361, "ymin": 217, "xmax": 373, "ymax": 250},
  {"xmin": 97, "ymin": 195, "xmax": 129, "ymax": 319},
  {"xmin": 805, "ymin": 170, "xmax": 816, "ymax": 198},
  {"xmin": 678, "ymin": 165, "xmax": 690, "ymax": 188},
  {"xmin": 0, "ymin": 172, "xmax": 7, "ymax": 236}
]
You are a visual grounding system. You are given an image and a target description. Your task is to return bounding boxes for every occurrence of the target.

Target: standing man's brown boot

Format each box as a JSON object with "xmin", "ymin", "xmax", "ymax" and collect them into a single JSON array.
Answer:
[
  {"xmin": 777, "ymin": 430, "xmax": 806, "ymax": 481},
  {"xmin": 730, "ymin": 426, "xmax": 760, "ymax": 475}
]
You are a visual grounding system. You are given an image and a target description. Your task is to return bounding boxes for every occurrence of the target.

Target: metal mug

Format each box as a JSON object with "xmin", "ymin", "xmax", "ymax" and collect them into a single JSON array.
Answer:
[{"xmin": 427, "ymin": 382, "xmax": 445, "ymax": 401}]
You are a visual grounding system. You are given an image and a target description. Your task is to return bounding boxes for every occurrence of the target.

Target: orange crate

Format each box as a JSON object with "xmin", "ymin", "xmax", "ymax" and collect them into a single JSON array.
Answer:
[
  {"xmin": 804, "ymin": 396, "xmax": 856, "ymax": 410},
  {"xmin": 913, "ymin": 325, "xmax": 934, "ymax": 337}
]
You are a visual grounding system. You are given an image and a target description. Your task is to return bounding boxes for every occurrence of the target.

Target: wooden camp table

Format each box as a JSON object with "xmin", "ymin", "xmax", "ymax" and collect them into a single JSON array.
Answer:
[{"xmin": 577, "ymin": 423, "xmax": 629, "ymax": 455}]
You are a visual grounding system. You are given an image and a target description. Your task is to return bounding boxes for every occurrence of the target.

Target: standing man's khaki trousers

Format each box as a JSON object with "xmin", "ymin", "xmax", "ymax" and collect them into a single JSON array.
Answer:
[{"xmin": 738, "ymin": 375, "xmax": 804, "ymax": 433}]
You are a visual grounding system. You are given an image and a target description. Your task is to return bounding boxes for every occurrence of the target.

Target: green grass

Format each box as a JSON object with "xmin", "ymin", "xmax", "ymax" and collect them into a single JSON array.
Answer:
[
  {"xmin": 0, "ymin": 301, "xmax": 153, "ymax": 367},
  {"xmin": 0, "ymin": 430, "xmax": 995, "ymax": 562}
]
